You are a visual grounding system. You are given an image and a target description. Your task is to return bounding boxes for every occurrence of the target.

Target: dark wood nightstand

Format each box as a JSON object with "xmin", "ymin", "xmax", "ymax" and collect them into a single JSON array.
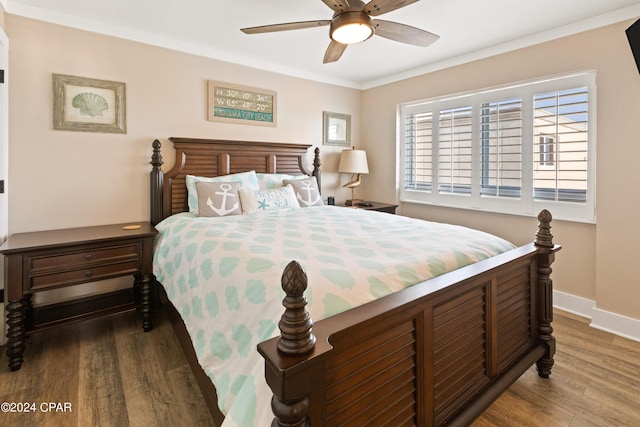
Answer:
[
  {"xmin": 349, "ymin": 201, "xmax": 398, "ymax": 214},
  {"xmin": 0, "ymin": 222, "xmax": 157, "ymax": 371}
]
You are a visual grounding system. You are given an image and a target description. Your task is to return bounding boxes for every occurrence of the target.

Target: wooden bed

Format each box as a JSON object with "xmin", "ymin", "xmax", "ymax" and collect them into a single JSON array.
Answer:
[{"xmin": 149, "ymin": 137, "xmax": 560, "ymax": 426}]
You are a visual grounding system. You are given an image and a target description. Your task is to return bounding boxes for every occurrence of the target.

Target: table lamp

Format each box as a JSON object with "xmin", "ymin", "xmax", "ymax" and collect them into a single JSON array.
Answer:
[{"xmin": 338, "ymin": 148, "xmax": 369, "ymax": 206}]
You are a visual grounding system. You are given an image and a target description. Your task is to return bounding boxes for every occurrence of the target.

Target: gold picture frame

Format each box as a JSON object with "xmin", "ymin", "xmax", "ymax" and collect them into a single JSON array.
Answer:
[
  {"xmin": 323, "ymin": 111, "xmax": 351, "ymax": 147},
  {"xmin": 53, "ymin": 74, "xmax": 126, "ymax": 133}
]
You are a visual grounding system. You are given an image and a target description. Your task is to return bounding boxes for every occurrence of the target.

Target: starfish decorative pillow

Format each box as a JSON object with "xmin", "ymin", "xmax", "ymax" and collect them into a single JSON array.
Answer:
[{"xmin": 238, "ymin": 185, "xmax": 300, "ymax": 214}]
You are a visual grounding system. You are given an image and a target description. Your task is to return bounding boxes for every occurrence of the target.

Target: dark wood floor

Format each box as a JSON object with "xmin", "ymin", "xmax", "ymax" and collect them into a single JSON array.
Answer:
[
  {"xmin": 0, "ymin": 308, "xmax": 638, "ymax": 426},
  {"xmin": 475, "ymin": 311, "xmax": 640, "ymax": 427},
  {"xmin": 0, "ymin": 308, "xmax": 214, "ymax": 427}
]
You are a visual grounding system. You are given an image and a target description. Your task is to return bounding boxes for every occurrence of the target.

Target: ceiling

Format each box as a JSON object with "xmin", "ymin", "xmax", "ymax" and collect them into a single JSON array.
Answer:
[{"xmin": 5, "ymin": 0, "xmax": 640, "ymax": 89}]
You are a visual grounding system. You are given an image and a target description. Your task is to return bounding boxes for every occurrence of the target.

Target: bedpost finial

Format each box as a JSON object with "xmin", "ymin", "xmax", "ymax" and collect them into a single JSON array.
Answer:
[
  {"xmin": 278, "ymin": 261, "xmax": 316, "ymax": 356},
  {"xmin": 151, "ymin": 139, "xmax": 163, "ymax": 170},
  {"xmin": 150, "ymin": 140, "xmax": 165, "ymax": 226},
  {"xmin": 535, "ymin": 209, "xmax": 553, "ymax": 248},
  {"xmin": 281, "ymin": 260, "xmax": 308, "ymax": 297},
  {"xmin": 312, "ymin": 147, "xmax": 322, "ymax": 195},
  {"xmin": 538, "ymin": 209, "xmax": 552, "ymax": 223}
]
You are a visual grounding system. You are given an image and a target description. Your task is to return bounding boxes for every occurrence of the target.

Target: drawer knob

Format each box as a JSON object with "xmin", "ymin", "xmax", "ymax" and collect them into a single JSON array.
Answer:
[
  {"xmin": 85, "ymin": 270, "xmax": 93, "ymax": 277},
  {"xmin": 84, "ymin": 254, "xmax": 93, "ymax": 260}
]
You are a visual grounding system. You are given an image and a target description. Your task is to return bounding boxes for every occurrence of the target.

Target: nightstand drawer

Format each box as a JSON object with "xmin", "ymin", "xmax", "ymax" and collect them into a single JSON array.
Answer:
[
  {"xmin": 29, "ymin": 259, "xmax": 140, "ymax": 290},
  {"xmin": 28, "ymin": 244, "xmax": 139, "ymax": 272}
]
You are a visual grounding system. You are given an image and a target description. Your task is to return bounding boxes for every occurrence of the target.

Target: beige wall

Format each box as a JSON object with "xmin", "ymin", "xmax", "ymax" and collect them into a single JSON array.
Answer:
[
  {"xmin": 5, "ymin": 15, "xmax": 362, "ymax": 234},
  {"xmin": 5, "ymin": 14, "xmax": 640, "ymax": 324},
  {"xmin": 361, "ymin": 20, "xmax": 640, "ymax": 322},
  {"xmin": 4, "ymin": 15, "xmax": 362, "ymax": 307}
]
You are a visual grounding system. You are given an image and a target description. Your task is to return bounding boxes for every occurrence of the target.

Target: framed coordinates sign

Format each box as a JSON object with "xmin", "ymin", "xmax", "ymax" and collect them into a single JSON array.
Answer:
[{"xmin": 207, "ymin": 81, "xmax": 277, "ymax": 126}]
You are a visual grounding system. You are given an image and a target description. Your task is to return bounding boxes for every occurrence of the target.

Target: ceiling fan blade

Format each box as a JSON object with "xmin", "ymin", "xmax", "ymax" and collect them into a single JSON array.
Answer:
[
  {"xmin": 372, "ymin": 19, "xmax": 439, "ymax": 47},
  {"xmin": 321, "ymin": 0, "xmax": 352, "ymax": 13},
  {"xmin": 364, "ymin": 0, "xmax": 419, "ymax": 16},
  {"xmin": 323, "ymin": 40, "xmax": 348, "ymax": 63},
  {"xmin": 241, "ymin": 20, "xmax": 330, "ymax": 34}
]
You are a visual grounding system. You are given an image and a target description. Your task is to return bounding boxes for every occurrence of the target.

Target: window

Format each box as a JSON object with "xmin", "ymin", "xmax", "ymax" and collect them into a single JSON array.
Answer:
[
  {"xmin": 399, "ymin": 72, "xmax": 595, "ymax": 223},
  {"xmin": 538, "ymin": 136, "xmax": 555, "ymax": 167}
]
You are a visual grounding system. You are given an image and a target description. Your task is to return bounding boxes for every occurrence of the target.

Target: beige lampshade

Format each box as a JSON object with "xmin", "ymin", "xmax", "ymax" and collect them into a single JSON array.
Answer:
[{"xmin": 338, "ymin": 149, "xmax": 369, "ymax": 175}]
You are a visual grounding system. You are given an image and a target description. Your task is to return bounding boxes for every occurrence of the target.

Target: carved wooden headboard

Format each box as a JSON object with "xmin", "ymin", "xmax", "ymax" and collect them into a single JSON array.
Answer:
[{"xmin": 150, "ymin": 137, "xmax": 321, "ymax": 225}]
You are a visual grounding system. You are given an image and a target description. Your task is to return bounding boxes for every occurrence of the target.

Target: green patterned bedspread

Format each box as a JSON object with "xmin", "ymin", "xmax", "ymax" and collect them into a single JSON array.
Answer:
[{"xmin": 153, "ymin": 206, "xmax": 515, "ymax": 426}]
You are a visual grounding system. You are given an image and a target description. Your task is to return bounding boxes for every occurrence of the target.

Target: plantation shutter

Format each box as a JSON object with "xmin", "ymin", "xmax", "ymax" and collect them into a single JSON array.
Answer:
[
  {"xmin": 533, "ymin": 87, "xmax": 589, "ymax": 203},
  {"xmin": 399, "ymin": 72, "xmax": 594, "ymax": 222},
  {"xmin": 480, "ymin": 98, "xmax": 523, "ymax": 198},
  {"xmin": 438, "ymin": 106, "xmax": 472, "ymax": 195},
  {"xmin": 404, "ymin": 111, "xmax": 434, "ymax": 191}
]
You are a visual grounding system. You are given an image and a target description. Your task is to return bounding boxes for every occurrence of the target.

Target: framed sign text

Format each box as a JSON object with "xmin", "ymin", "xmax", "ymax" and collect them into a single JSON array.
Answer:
[{"xmin": 207, "ymin": 81, "xmax": 276, "ymax": 126}]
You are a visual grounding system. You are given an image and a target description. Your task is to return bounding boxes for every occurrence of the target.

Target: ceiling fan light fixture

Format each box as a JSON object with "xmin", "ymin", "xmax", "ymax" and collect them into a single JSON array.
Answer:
[
  {"xmin": 242, "ymin": 0, "xmax": 438, "ymax": 63},
  {"xmin": 330, "ymin": 12, "xmax": 374, "ymax": 44}
]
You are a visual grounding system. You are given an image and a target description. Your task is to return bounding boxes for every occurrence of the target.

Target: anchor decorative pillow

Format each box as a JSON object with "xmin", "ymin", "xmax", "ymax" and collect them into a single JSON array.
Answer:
[
  {"xmin": 284, "ymin": 176, "xmax": 324, "ymax": 207},
  {"xmin": 195, "ymin": 181, "xmax": 243, "ymax": 217}
]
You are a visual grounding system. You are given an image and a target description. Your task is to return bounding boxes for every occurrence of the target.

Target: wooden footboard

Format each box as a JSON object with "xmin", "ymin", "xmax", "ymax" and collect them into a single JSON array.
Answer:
[{"xmin": 258, "ymin": 210, "xmax": 559, "ymax": 426}]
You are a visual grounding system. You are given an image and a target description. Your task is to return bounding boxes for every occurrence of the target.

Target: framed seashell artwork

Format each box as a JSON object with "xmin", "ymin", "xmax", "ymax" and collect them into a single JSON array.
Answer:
[{"xmin": 52, "ymin": 74, "xmax": 126, "ymax": 133}]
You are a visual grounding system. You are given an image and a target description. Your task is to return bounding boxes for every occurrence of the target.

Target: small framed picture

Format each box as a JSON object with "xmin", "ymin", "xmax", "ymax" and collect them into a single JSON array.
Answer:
[
  {"xmin": 323, "ymin": 111, "xmax": 351, "ymax": 147},
  {"xmin": 52, "ymin": 74, "xmax": 126, "ymax": 133}
]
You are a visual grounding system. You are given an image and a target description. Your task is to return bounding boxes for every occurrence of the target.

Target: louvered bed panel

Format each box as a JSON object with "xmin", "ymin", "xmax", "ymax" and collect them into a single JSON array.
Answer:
[
  {"xmin": 184, "ymin": 154, "xmax": 219, "ymax": 174},
  {"xmin": 274, "ymin": 156, "xmax": 309, "ymax": 174},
  {"xmin": 496, "ymin": 262, "xmax": 536, "ymax": 372},
  {"xmin": 168, "ymin": 176, "xmax": 187, "ymax": 215},
  {"xmin": 325, "ymin": 319, "xmax": 418, "ymax": 426},
  {"xmin": 432, "ymin": 285, "xmax": 490, "ymax": 424},
  {"xmin": 229, "ymin": 154, "xmax": 270, "ymax": 174}
]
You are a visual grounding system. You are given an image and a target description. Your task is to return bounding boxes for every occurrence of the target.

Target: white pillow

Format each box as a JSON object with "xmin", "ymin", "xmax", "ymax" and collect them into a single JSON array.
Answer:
[
  {"xmin": 239, "ymin": 184, "xmax": 300, "ymax": 214},
  {"xmin": 186, "ymin": 171, "xmax": 259, "ymax": 215},
  {"xmin": 256, "ymin": 173, "xmax": 301, "ymax": 190}
]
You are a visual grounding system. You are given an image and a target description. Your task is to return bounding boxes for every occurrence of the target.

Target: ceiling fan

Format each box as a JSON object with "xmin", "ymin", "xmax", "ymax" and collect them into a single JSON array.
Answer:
[{"xmin": 241, "ymin": 0, "xmax": 439, "ymax": 63}]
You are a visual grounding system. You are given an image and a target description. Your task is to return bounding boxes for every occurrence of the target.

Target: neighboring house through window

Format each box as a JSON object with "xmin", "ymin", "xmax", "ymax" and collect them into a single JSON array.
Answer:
[{"xmin": 538, "ymin": 136, "xmax": 555, "ymax": 168}]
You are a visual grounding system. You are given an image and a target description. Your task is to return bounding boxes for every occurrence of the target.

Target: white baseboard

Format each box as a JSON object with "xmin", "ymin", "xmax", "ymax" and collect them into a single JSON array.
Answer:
[
  {"xmin": 553, "ymin": 290, "xmax": 595, "ymax": 318},
  {"xmin": 553, "ymin": 290, "xmax": 640, "ymax": 343},
  {"xmin": 590, "ymin": 308, "xmax": 640, "ymax": 343}
]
